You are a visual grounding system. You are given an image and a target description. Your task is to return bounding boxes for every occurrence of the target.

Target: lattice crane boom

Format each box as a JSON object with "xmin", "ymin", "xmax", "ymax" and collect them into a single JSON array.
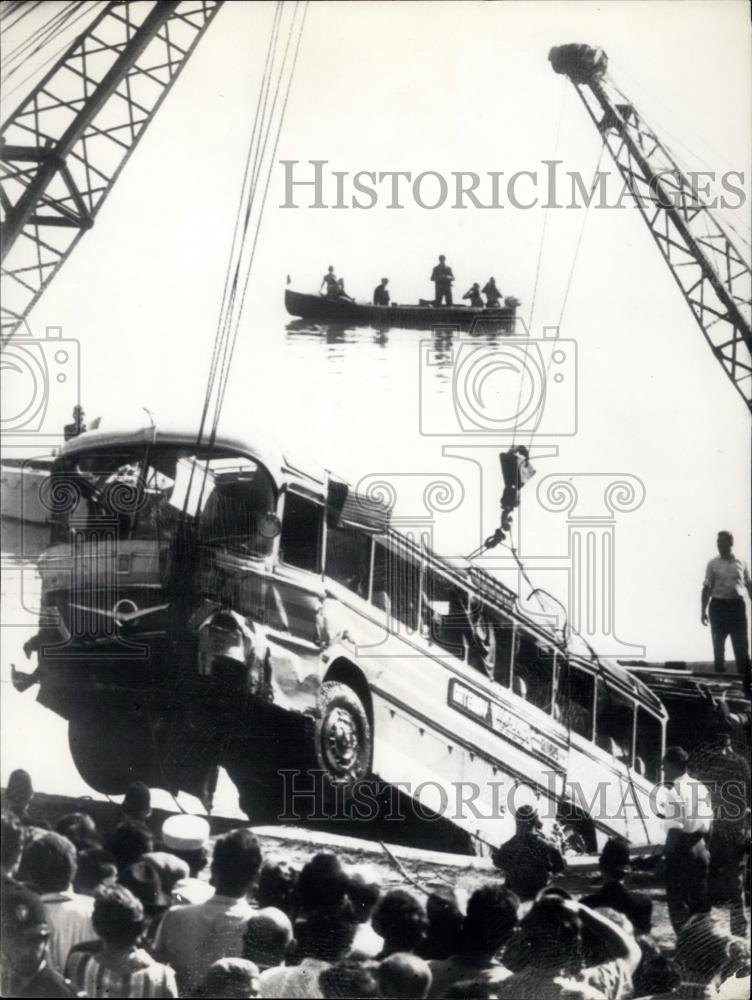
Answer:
[
  {"xmin": 1, "ymin": 0, "xmax": 224, "ymax": 345},
  {"xmin": 550, "ymin": 44, "xmax": 752, "ymax": 412}
]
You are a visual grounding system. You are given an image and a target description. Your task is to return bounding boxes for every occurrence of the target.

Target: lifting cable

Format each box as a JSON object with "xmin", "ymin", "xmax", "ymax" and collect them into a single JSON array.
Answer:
[
  {"xmin": 1, "ymin": 3, "xmax": 100, "ymax": 103},
  {"xmin": 1, "ymin": 0, "xmax": 82, "ymax": 82},
  {"xmin": 180, "ymin": 0, "xmax": 307, "ymax": 517},
  {"xmin": 512, "ymin": 80, "xmax": 566, "ymax": 448}
]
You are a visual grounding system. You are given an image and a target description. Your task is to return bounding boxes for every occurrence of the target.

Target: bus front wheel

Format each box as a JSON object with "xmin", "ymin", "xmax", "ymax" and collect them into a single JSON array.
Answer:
[{"xmin": 314, "ymin": 682, "xmax": 372, "ymax": 791}]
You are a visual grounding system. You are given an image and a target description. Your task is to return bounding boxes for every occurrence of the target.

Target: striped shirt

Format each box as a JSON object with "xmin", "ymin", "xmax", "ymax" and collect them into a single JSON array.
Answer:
[{"xmin": 66, "ymin": 943, "xmax": 178, "ymax": 999}]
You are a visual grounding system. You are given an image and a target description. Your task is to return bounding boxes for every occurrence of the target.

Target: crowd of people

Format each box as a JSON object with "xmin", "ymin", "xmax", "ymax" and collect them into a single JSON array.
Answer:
[
  {"xmin": 1, "ymin": 765, "xmax": 749, "ymax": 999},
  {"xmin": 317, "ymin": 259, "xmax": 507, "ymax": 310}
]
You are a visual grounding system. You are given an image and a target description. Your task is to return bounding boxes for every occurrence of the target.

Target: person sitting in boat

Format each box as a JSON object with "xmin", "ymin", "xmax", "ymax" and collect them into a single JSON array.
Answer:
[
  {"xmin": 373, "ymin": 277, "xmax": 390, "ymax": 306},
  {"xmin": 463, "ymin": 283, "xmax": 484, "ymax": 308},
  {"xmin": 334, "ymin": 277, "xmax": 355, "ymax": 303},
  {"xmin": 320, "ymin": 265, "xmax": 339, "ymax": 298},
  {"xmin": 431, "ymin": 255, "xmax": 455, "ymax": 306},
  {"xmin": 482, "ymin": 277, "xmax": 503, "ymax": 308}
]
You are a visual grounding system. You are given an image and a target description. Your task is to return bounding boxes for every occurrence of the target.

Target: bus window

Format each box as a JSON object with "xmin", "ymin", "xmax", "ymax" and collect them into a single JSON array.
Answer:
[
  {"xmin": 280, "ymin": 492, "xmax": 322, "ymax": 573},
  {"xmin": 635, "ymin": 708, "xmax": 663, "ymax": 782},
  {"xmin": 421, "ymin": 569, "xmax": 468, "ymax": 659},
  {"xmin": 514, "ymin": 634, "xmax": 555, "ymax": 713},
  {"xmin": 491, "ymin": 617, "xmax": 514, "ymax": 687},
  {"xmin": 555, "ymin": 661, "xmax": 594, "ymax": 740},
  {"xmin": 595, "ymin": 682, "xmax": 635, "ymax": 766},
  {"xmin": 200, "ymin": 466, "xmax": 276, "ymax": 558},
  {"xmin": 325, "ymin": 526, "xmax": 371, "ymax": 598},
  {"xmin": 373, "ymin": 542, "xmax": 419, "ymax": 632}
]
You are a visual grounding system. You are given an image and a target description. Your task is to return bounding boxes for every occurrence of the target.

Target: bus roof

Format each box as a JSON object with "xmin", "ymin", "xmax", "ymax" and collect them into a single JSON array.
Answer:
[{"xmin": 57, "ymin": 418, "xmax": 326, "ymax": 490}]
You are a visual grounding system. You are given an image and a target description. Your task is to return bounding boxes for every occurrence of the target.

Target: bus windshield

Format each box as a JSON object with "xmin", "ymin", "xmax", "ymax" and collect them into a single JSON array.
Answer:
[{"xmin": 48, "ymin": 445, "xmax": 276, "ymax": 557}]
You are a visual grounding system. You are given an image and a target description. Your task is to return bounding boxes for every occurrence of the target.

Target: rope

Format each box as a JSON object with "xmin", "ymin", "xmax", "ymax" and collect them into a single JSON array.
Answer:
[{"xmin": 556, "ymin": 141, "xmax": 607, "ymax": 330}]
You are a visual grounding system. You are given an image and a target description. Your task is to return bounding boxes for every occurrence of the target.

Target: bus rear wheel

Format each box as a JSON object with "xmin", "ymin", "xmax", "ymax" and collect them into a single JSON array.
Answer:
[{"xmin": 314, "ymin": 681, "xmax": 372, "ymax": 792}]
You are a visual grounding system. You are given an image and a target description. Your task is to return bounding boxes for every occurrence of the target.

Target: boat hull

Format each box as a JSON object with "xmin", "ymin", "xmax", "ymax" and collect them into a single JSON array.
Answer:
[
  {"xmin": 285, "ymin": 288, "xmax": 516, "ymax": 331},
  {"xmin": 1, "ymin": 460, "xmax": 53, "ymax": 524}
]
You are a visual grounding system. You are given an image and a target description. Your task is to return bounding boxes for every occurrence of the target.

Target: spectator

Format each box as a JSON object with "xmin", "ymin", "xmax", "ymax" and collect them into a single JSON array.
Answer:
[
  {"xmin": 121, "ymin": 782, "xmax": 152, "ymax": 826},
  {"xmin": 192, "ymin": 957, "xmax": 260, "ymax": 998},
  {"xmin": 119, "ymin": 861, "xmax": 170, "ymax": 945},
  {"xmin": 259, "ymin": 905, "xmax": 358, "ymax": 998},
  {"xmin": 21, "ymin": 832, "xmax": 94, "ymax": 973},
  {"xmin": 255, "ymin": 858, "xmax": 300, "ymax": 920},
  {"xmin": 428, "ymin": 885, "xmax": 519, "ymax": 998},
  {"xmin": 418, "ymin": 889, "xmax": 464, "ymax": 961},
  {"xmin": 243, "ymin": 907, "xmax": 294, "ymax": 971},
  {"xmin": 2, "ymin": 810, "xmax": 25, "ymax": 886},
  {"xmin": 142, "ymin": 851, "xmax": 190, "ymax": 896},
  {"xmin": 580, "ymin": 839, "xmax": 652, "ymax": 934},
  {"xmin": 656, "ymin": 746, "xmax": 713, "ymax": 933},
  {"xmin": 1, "ymin": 885, "xmax": 79, "ymax": 998},
  {"xmin": 73, "ymin": 848, "xmax": 118, "ymax": 897},
  {"xmin": 66, "ymin": 885, "xmax": 177, "ymax": 998},
  {"xmin": 153, "ymin": 827, "xmax": 262, "ymax": 994},
  {"xmin": 297, "ymin": 852, "xmax": 350, "ymax": 914},
  {"xmin": 499, "ymin": 895, "xmax": 641, "ymax": 999},
  {"xmin": 157, "ymin": 813, "xmax": 213, "ymax": 905},
  {"xmin": 104, "ymin": 821, "xmax": 155, "ymax": 874},
  {"xmin": 4, "ymin": 770, "xmax": 49, "ymax": 829},
  {"xmin": 492, "ymin": 804, "xmax": 566, "ymax": 901},
  {"xmin": 718, "ymin": 934, "xmax": 750, "ymax": 999},
  {"xmin": 649, "ymin": 914, "xmax": 735, "ymax": 1000},
  {"xmin": 54, "ymin": 813, "xmax": 101, "ymax": 853},
  {"xmin": 320, "ymin": 958, "xmax": 380, "ymax": 999},
  {"xmin": 347, "ymin": 872, "xmax": 383, "ymax": 959},
  {"xmin": 379, "ymin": 953, "xmax": 433, "ymax": 998},
  {"xmin": 373, "ymin": 889, "xmax": 428, "ymax": 958}
]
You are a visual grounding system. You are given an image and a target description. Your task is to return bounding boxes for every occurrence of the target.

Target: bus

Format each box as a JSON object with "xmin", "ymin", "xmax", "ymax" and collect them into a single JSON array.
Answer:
[{"xmin": 22, "ymin": 419, "xmax": 667, "ymax": 853}]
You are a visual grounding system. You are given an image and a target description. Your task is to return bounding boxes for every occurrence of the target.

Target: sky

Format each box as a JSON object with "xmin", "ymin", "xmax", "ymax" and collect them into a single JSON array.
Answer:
[{"xmin": 2, "ymin": 0, "xmax": 751, "ymax": 664}]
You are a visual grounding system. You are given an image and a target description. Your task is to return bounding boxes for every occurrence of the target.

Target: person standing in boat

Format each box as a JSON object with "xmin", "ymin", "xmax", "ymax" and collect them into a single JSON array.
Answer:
[
  {"xmin": 463, "ymin": 283, "xmax": 484, "ymax": 308},
  {"xmin": 320, "ymin": 265, "xmax": 339, "ymax": 298},
  {"xmin": 373, "ymin": 277, "xmax": 390, "ymax": 306},
  {"xmin": 482, "ymin": 277, "xmax": 503, "ymax": 308},
  {"xmin": 431, "ymin": 255, "xmax": 454, "ymax": 306},
  {"xmin": 63, "ymin": 406, "xmax": 86, "ymax": 441}
]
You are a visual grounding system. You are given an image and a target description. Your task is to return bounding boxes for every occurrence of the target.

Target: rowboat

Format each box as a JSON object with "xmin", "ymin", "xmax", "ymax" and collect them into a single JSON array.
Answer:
[{"xmin": 284, "ymin": 288, "xmax": 517, "ymax": 331}]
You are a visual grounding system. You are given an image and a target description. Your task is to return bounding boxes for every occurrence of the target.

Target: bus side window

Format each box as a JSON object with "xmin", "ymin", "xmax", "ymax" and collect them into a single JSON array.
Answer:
[
  {"xmin": 325, "ymin": 525, "xmax": 371, "ymax": 598},
  {"xmin": 280, "ymin": 492, "xmax": 322, "ymax": 572},
  {"xmin": 514, "ymin": 634, "xmax": 555, "ymax": 713},
  {"xmin": 491, "ymin": 618, "xmax": 514, "ymax": 687},
  {"xmin": 421, "ymin": 569, "xmax": 467, "ymax": 659},
  {"xmin": 555, "ymin": 662, "xmax": 594, "ymax": 740},
  {"xmin": 372, "ymin": 543, "xmax": 419, "ymax": 632},
  {"xmin": 595, "ymin": 683, "xmax": 635, "ymax": 766},
  {"xmin": 635, "ymin": 708, "xmax": 663, "ymax": 782}
]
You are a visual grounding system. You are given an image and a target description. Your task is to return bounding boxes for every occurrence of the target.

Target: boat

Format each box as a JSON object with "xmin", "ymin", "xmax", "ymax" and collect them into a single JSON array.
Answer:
[
  {"xmin": 1, "ymin": 455, "xmax": 55, "ymax": 525},
  {"xmin": 285, "ymin": 288, "xmax": 517, "ymax": 331}
]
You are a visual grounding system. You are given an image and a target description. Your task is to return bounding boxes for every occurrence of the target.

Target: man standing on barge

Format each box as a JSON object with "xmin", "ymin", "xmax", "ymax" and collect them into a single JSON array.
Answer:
[{"xmin": 701, "ymin": 530, "xmax": 751, "ymax": 691}]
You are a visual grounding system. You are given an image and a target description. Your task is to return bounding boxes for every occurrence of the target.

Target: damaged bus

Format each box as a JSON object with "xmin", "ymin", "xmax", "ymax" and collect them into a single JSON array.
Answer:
[{"xmin": 20, "ymin": 420, "xmax": 667, "ymax": 854}]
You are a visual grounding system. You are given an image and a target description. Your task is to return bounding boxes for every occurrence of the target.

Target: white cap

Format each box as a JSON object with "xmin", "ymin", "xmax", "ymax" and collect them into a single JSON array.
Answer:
[{"xmin": 162, "ymin": 813, "xmax": 210, "ymax": 852}]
